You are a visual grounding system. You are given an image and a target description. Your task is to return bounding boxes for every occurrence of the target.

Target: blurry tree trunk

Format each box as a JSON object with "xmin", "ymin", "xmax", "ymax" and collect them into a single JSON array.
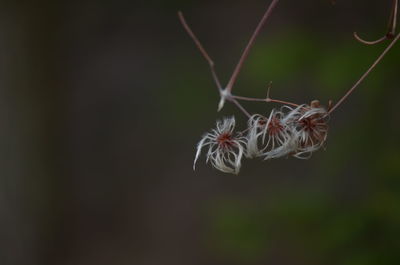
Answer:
[{"xmin": 0, "ymin": 2, "xmax": 63, "ymax": 265}]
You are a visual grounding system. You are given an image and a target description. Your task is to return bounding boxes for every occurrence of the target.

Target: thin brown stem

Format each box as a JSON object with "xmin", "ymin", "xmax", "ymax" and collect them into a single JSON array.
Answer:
[
  {"xmin": 329, "ymin": 31, "xmax": 400, "ymax": 114},
  {"xmin": 225, "ymin": 0, "xmax": 279, "ymax": 92},
  {"xmin": 178, "ymin": 11, "xmax": 222, "ymax": 90},
  {"xmin": 389, "ymin": 0, "xmax": 398, "ymax": 37},
  {"xmin": 353, "ymin": 33, "xmax": 388, "ymax": 45},
  {"xmin": 232, "ymin": 95, "xmax": 267, "ymax": 102},
  {"xmin": 232, "ymin": 95, "xmax": 300, "ymax": 108},
  {"xmin": 354, "ymin": 0, "xmax": 398, "ymax": 45},
  {"xmin": 229, "ymin": 98, "xmax": 251, "ymax": 118},
  {"xmin": 266, "ymin": 98, "xmax": 300, "ymax": 108}
]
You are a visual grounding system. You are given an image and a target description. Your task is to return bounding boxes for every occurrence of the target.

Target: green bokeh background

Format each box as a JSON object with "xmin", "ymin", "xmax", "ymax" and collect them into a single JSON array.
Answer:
[{"xmin": 1, "ymin": 1, "xmax": 399, "ymax": 265}]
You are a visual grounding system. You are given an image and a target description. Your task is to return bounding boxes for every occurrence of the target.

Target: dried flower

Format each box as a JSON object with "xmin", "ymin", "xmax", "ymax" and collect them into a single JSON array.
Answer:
[
  {"xmin": 194, "ymin": 117, "xmax": 246, "ymax": 174},
  {"xmin": 247, "ymin": 109, "xmax": 298, "ymax": 160},
  {"xmin": 284, "ymin": 102, "xmax": 329, "ymax": 158},
  {"xmin": 246, "ymin": 114, "xmax": 267, "ymax": 158},
  {"xmin": 261, "ymin": 108, "xmax": 298, "ymax": 159}
]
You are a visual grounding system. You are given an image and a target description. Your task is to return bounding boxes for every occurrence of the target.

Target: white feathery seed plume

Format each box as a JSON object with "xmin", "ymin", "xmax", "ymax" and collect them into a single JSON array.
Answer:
[
  {"xmin": 284, "ymin": 104, "xmax": 329, "ymax": 158},
  {"xmin": 260, "ymin": 108, "xmax": 298, "ymax": 160},
  {"xmin": 194, "ymin": 117, "xmax": 247, "ymax": 174}
]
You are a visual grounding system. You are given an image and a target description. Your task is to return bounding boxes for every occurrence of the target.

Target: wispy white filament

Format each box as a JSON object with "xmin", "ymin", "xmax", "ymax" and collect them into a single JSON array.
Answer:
[{"xmin": 246, "ymin": 114, "xmax": 267, "ymax": 158}]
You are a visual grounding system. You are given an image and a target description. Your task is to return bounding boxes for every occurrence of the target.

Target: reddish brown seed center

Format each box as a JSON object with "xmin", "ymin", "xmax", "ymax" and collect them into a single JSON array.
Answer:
[
  {"xmin": 299, "ymin": 115, "xmax": 328, "ymax": 144},
  {"xmin": 217, "ymin": 133, "xmax": 235, "ymax": 149},
  {"xmin": 268, "ymin": 117, "xmax": 284, "ymax": 136},
  {"xmin": 300, "ymin": 117, "xmax": 317, "ymax": 132}
]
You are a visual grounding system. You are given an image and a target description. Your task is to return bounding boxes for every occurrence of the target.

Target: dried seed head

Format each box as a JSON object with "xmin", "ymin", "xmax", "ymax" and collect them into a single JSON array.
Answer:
[
  {"xmin": 247, "ymin": 109, "xmax": 298, "ymax": 160},
  {"xmin": 194, "ymin": 117, "xmax": 246, "ymax": 174},
  {"xmin": 246, "ymin": 114, "xmax": 267, "ymax": 158},
  {"xmin": 261, "ymin": 109, "xmax": 298, "ymax": 160},
  {"xmin": 285, "ymin": 104, "xmax": 329, "ymax": 158}
]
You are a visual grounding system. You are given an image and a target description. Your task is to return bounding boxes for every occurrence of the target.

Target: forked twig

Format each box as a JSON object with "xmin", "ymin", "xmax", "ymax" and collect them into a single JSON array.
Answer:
[
  {"xmin": 178, "ymin": 0, "xmax": 280, "ymax": 117},
  {"xmin": 180, "ymin": 0, "xmax": 399, "ymax": 117},
  {"xmin": 354, "ymin": 0, "xmax": 398, "ymax": 45},
  {"xmin": 178, "ymin": 0, "xmax": 279, "ymax": 94},
  {"xmin": 329, "ymin": 31, "xmax": 400, "ymax": 114}
]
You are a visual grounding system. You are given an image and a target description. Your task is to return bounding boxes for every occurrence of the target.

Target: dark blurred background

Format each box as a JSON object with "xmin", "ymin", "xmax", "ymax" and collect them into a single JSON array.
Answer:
[{"xmin": 1, "ymin": 0, "xmax": 400, "ymax": 265}]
